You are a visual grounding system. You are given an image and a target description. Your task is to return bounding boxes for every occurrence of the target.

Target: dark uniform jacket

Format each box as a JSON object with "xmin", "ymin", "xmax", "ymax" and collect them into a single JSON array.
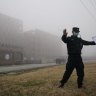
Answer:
[{"xmin": 62, "ymin": 35, "xmax": 95, "ymax": 55}]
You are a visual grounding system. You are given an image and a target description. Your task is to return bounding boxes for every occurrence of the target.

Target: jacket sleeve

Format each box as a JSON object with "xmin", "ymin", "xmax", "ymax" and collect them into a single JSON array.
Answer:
[
  {"xmin": 61, "ymin": 35, "xmax": 68, "ymax": 43},
  {"xmin": 82, "ymin": 39, "xmax": 96, "ymax": 45}
]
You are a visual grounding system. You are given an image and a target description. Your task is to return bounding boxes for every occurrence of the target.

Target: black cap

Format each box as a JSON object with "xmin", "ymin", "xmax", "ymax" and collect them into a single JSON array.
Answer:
[{"xmin": 72, "ymin": 27, "xmax": 80, "ymax": 33}]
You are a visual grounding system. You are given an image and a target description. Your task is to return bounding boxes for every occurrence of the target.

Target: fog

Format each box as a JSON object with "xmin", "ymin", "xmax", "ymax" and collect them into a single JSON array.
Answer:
[{"xmin": 0, "ymin": 0, "xmax": 96, "ymax": 58}]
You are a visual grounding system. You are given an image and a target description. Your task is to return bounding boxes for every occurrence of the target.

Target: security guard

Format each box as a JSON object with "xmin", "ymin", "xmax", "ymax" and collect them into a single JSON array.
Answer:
[{"xmin": 59, "ymin": 27, "xmax": 96, "ymax": 88}]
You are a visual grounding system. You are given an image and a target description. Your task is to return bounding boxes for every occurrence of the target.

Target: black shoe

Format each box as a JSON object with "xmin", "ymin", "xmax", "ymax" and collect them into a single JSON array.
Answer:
[
  {"xmin": 78, "ymin": 85, "xmax": 82, "ymax": 89},
  {"xmin": 58, "ymin": 84, "xmax": 64, "ymax": 88},
  {"xmin": 78, "ymin": 85, "xmax": 86, "ymax": 89}
]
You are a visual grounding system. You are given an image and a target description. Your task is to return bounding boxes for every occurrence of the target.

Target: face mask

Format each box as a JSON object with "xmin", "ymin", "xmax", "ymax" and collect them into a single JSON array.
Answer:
[{"xmin": 73, "ymin": 31, "xmax": 79, "ymax": 36}]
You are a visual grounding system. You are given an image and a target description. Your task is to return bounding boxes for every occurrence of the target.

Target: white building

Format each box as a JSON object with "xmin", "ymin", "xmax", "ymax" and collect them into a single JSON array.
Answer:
[
  {"xmin": 0, "ymin": 13, "xmax": 23, "ymax": 65},
  {"xmin": 23, "ymin": 29, "xmax": 65, "ymax": 63}
]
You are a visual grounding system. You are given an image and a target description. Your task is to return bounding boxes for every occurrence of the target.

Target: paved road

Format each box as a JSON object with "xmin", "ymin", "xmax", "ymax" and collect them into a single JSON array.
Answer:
[
  {"xmin": 0, "ymin": 63, "xmax": 58, "ymax": 73},
  {"xmin": 0, "ymin": 60, "xmax": 95, "ymax": 73}
]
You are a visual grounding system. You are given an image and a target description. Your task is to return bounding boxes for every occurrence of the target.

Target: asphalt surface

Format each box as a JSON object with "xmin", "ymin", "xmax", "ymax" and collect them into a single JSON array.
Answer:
[
  {"xmin": 0, "ymin": 63, "xmax": 58, "ymax": 73},
  {"xmin": 0, "ymin": 60, "xmax": 95, "ymax": 73}
]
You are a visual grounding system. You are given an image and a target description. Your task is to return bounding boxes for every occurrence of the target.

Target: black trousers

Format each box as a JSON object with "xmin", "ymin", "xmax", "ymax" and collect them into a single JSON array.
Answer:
[{"xmin": 60, "ymin": 55, "xmax": 84, "ymax": 87}]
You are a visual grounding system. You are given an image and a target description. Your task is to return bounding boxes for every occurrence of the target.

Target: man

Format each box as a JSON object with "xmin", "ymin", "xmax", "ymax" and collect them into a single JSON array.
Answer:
[{"xmin": 59, "ymin": 27, "xmax": 96, "ymax": 88}]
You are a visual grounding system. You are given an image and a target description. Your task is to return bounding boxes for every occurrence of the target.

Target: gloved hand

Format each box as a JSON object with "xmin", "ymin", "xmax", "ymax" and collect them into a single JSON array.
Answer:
[{"xmin": 63, "ymin": 29, "xmax": 68, "ymax": 36}]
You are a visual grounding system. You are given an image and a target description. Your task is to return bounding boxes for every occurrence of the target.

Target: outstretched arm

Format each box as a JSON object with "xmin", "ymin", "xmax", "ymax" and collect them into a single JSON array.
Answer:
[
  {"xmin": 61, "ymin": 29, "xmax": 68, "ymax": 43},
  {"xmin": 82, "ymin": 39, "xmax": 96, "ymax": 45}
]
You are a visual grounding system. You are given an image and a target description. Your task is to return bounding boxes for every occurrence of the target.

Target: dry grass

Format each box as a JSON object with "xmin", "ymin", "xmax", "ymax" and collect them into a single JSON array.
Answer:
[{"xmin": 0, "ymin": 63, "xmax": 96, "ymax": 96}]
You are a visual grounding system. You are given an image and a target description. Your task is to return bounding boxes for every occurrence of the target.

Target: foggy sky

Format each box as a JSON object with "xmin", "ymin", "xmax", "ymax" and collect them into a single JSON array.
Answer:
[{"xmin": 0, "ymin": 0, "xmax": 96, "ymax": 56}]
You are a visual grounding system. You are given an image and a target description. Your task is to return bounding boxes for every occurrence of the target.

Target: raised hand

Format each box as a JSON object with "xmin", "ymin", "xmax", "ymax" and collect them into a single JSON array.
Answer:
[{"xmin": 63, "ymin": 29, "xmax": 68, "ymax": 36}]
